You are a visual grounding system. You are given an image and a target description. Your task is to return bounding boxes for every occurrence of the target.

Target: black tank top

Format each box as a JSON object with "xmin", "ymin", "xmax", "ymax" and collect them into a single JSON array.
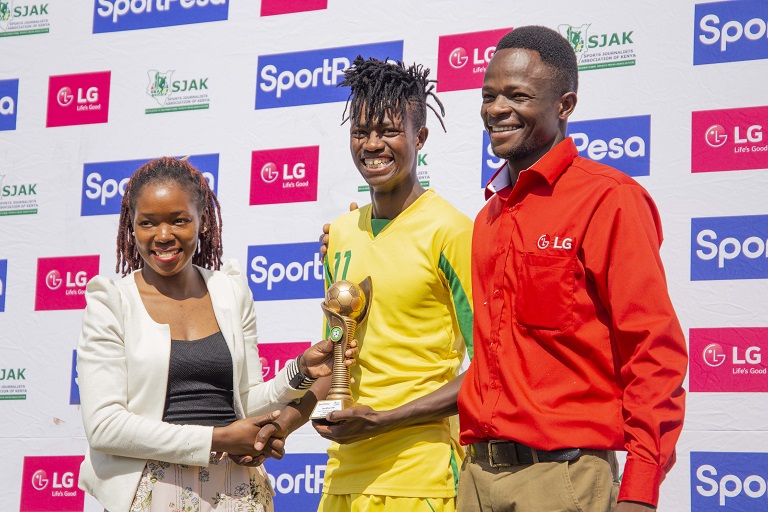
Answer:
[{"xmin": 162, "ymin": 331, "xmax": 238, "ymax": 427}]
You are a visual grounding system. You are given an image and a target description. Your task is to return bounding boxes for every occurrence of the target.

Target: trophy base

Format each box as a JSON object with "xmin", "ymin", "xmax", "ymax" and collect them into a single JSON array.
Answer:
[{"xmin": 310, "ymin": 398, "xmax": 353, "ymax": 420}]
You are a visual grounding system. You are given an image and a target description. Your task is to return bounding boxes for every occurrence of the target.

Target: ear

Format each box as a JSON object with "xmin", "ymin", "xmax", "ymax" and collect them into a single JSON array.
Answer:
[
  {"xmin": 558, "ymin": 92, "xmax": 578, "ymax": 121},
  {"xmin": 415, "ymin": 126, "xmax": 429, "ymax": 150},
  {"xmin": 200, "ymin": 212, "xmax": 209, "ymax": 235}
]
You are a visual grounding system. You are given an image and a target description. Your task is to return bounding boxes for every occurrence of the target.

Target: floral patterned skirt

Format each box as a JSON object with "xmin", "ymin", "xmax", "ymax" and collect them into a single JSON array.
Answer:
[{"xmin": 130, "ymin": 454, "xmax": 274, "ymax": 512}]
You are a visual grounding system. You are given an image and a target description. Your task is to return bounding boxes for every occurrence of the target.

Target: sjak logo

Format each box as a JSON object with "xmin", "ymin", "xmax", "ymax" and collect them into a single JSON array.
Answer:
[
  {"xmin": 147, "ymin": 70, "xmax": 173, "ymax": 105},
  {"xmin": 0, "ymin": 2, "xmax": 11, "ymax": 22},
  {"xmin": 0, "ymin": 2, "xmax": 50, "ymax": 35},
  {"xmin": 558, "ymin": 23, "xmax": 636, "ymax": 71},
  {"xmin": 145, "ymin": 70, "xmax": 209, "ymax": 114},
  {"xmin": 561, "ymin": 23, "xmax": 590, "ymax": 59}
]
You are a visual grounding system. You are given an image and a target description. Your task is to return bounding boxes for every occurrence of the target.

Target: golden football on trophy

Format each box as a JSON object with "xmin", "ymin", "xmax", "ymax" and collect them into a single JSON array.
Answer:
[
  {"xmin": 325, "ymin": 280, "xmax": 367, "ymax": 320},
  {"xmin": 311, "ymin": 276, "xmax": 372, "ymax": 420}
]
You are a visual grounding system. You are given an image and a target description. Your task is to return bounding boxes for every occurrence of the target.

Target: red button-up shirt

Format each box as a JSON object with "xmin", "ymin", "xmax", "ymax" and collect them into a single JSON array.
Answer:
[{"xmin": 458, "ymin": 137, "xmax": 687, "ymax": 507}]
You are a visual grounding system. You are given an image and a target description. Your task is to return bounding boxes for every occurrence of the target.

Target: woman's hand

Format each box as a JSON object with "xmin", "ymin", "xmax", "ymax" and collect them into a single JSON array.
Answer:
[
  {"xmin": 211, "ymin": 410, "xmax": 281, "ymax": 457},
  {"xmin": 299, "ymin": 338, "xmax": 358, "ymax": 380}
]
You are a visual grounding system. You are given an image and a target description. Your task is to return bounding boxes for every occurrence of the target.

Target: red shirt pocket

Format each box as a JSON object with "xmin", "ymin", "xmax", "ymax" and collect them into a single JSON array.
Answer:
[{"xmin": 515, "ymin": 253, "xmax": 576, "ymax": 331}]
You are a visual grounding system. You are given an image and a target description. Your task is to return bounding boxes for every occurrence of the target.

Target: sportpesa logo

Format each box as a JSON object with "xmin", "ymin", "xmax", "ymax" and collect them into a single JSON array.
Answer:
[
  {"xmin": 81, "ymin": 154, "xmax": 218, "ymax": 216},
  {"xmin": 691, "ymin": 214, "xmax": 768, "ymax": 281},
  {"xmin": 247, "ymin": 242, "xmax": 324, "ymax": 301},
  {"xmin": 694, "ymin": 0, "xmax": 768, "ymax": 65},
  {"xmin": 0, "ymin": 79, "xmax": 19, "ymax": 131},
  {"xmin": 0, "ymin": 259, "xmax": 7, "ymax": 312},
  {"xmin": 92, "ymin": 0, "xmax": 228, "ymax": 33},
  {"xmin": 255, "ymin": 41, "xmax": 403, "ymax": 109},
  {"xmin": 692, "ymin": 452, "xmax": 768, "ymax": 509},
  {"xmin": 567, "ymin": 115, "xmax": 651, "ymax": 177}
]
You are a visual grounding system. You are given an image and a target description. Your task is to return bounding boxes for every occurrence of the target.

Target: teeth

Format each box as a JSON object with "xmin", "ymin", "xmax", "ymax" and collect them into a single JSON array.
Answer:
[
  {"xmin": 491, "ymin": 126, "xmax": 519, "ymax": 133},
  {"xmin": 365, "ymin": 158, "xmax": 391, "ymax": 169},
  {"xmin": 155, "ymin": 250, "xmax": 179, "ymax": 258}
]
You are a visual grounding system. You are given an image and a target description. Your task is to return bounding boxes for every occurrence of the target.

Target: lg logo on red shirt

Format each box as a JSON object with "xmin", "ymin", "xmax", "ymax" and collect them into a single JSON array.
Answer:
[{"xmin": 537, "ymin": 234, "xmax": 573, "ymax": 250}]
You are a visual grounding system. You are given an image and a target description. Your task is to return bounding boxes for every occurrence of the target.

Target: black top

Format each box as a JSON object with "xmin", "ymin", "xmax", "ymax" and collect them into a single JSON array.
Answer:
[{"xmin": 162, "ymin": 331, "xmax": 238, "ymax": 427}]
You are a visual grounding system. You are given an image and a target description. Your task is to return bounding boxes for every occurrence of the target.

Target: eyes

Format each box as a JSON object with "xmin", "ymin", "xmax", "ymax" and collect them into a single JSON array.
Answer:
[
  {"xmin": 351, "ymin": 127, "xmax": 403, "ymax": 139},
  {"xmin": 482, "ymin": 91, "xmax": 532, "ymax": 104},
  {"xmin": 136, "ymin": 217, "xmax": 193, "ymax": 229}
]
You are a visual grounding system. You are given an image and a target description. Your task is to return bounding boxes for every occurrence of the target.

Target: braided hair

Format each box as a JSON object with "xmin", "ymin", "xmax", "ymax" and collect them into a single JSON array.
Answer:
[
  {"xmin": 116, "ymin": 157, "xmax": 223, "ymax": 277},
  {"xmin": 340, "ymin": 55, "xmax": 446, "ymax": 132}
]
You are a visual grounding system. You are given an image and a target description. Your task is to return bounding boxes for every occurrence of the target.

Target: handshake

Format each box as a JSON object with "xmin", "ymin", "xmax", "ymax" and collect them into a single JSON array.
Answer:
[
  {"xmin": 212, "ymin": 410, "xmax": 289, "ymax": 467},
  {"xmin": 211, "ymin": 336, "xmax": 358, "ymax": 466}
]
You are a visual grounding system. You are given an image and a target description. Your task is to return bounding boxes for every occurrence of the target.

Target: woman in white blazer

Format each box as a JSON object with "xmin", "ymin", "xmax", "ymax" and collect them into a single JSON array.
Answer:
[{"xmin": 77, "ymin": 157, "xmax": 353, "ymax": 512}]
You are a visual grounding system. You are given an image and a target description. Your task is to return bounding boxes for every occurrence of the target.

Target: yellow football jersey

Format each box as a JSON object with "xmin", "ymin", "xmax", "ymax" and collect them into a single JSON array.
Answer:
[{"xmin": 322, "ymin": 190, "xmax": 473, "ymax": 497}]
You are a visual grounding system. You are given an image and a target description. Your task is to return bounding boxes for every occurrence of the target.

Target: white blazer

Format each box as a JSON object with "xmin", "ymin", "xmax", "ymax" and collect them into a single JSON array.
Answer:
[{"xmin": 77, "ymin": 259, "xmax": 305, "ymax": 512}]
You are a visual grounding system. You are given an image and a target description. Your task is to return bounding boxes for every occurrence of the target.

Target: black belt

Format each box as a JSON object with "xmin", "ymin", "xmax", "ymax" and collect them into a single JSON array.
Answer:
[{"xmin": 469, "ymin": 441, "xmax": 581, "ymax": 467}]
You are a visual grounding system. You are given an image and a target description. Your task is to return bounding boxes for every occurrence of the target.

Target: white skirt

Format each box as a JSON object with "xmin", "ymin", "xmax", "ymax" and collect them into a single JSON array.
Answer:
[{"xmin": 130, "ymin": 454, "xmax": 275, "ymax": 512}]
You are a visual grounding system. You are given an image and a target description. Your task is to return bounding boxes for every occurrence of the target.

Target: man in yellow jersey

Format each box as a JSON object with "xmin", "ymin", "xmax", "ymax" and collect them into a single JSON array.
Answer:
[{"xmin": 256, "ymin": 55, "xmax": 474, "ymax": 512}]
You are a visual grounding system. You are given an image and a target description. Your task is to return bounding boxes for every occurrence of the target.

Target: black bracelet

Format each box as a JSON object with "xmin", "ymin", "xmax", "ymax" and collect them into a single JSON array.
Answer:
[{"xmin": 287, "ymin": 355, "xmax": 316, "ymax": 390}]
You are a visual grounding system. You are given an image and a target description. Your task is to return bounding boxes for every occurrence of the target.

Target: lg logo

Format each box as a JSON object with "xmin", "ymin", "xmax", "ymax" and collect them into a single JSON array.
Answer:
[
  {"xmin": 45, "ymin": 270, "xmax": 62, "ymax": 290},
  {"xmin": 448, "ymin": 46, "xmax": 495, "ymax": 69},
  {"xmin": 46, "ymin": 270, "xmax": 87, "ymax": 291},
  {"xmin": 260, "ymin": 356, "xmax": 270, "ymax": 378},
  {"xmin": 261, "ymin": 162, "xmax": 306, "ymax": 183},
  {"xmin": 57, "ymin": 86, "xmax": 99, "ymax": 107},
  {"xmin": 705, "ymin": 124, "xmax": 763, "ymax": 148},
  {"xmin": 57, "ymin": 87, "xmax": 74, "ymax": 107},
  {"xmin": 537, "ymin": 234, "xmax": 573, "ymax": 250},
  {"xmin": 260, "ymin": 356, "xmax": 291, "ymax": 379},
  {"xmin": 703, "ymin": 343, "xmax": 762, "ymax": 367},
  {"xmin": 31, "ymin": 469, "xmax": 75, "ymax": 491},
  {"xmin": 449, "ymin": 47, "xmax": 468, "ymax": 69},
  {"xmin": 261, "ymin": 163, "xmax": 279, "ymax": 183},
  {"xmin": 703, "ymin": 343, "xmax": 727, "ymax": 367},
  {"xmin": 31, "ymin": 470, "xmax": 48, "ymax": 491}
]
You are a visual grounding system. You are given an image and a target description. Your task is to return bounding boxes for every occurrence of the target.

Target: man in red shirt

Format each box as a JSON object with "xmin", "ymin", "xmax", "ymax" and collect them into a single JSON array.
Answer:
[{"xmin": 457, "ymin": 26, "xmax": 687, "ymax": 512}]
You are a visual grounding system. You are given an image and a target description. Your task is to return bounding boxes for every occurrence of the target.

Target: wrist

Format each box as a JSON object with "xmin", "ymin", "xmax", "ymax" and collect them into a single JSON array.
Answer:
[
  {"xmin": 287, "ymin": 355, "xmax": 316, "ymax": 390},
  {"xmin": 298, "ymin": 352, "xmax": 310, "ymax": 376},
  {"xmin": 211, "ymin": 425, "xmax": 228, "ymax": 452}
]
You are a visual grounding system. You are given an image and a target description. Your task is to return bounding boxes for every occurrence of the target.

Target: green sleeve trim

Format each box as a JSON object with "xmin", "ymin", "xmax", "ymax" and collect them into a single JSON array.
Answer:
[
  {"xmin": 323, "ymin": 258, "xmax": 332, "ymax": 339},
  {"xmin": 323, "ymin": 257, "xmax": 334, "ymax": 287},
  {"xmin": 439, "ymin": 252, "xmax": 474, "ymax": 359},
  {"xmin": 450, "ymin": 446, "xmax": 460, "ymax": 495}
]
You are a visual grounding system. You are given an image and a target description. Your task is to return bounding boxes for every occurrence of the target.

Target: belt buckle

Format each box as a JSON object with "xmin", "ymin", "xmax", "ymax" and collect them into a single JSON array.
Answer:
[{"xmin": 487, "ymin": 440, "xmax": 515, "ymax": 467}]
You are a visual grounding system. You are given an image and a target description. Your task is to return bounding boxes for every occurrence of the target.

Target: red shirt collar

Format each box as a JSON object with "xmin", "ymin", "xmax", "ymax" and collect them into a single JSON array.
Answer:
[{"xmin": 484, "ymin": 137, "xmax": 579, "ymax": 200}]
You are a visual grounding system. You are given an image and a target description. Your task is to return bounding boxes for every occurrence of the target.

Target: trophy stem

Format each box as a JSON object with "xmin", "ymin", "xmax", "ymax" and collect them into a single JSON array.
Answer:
[{"xmin": 326, "ymin": 317, "xmax": 357, "ymax": 404}]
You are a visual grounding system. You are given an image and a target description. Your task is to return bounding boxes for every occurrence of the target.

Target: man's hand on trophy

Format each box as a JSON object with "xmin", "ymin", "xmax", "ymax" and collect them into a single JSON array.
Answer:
[
  {"xmin": 312, "ymin": 405, "xmax": 397, "ymax": 444},
  {"xmin": 319, "ymin": 202, "xmax": 358, "ymax": 261},
  {"xmin": 300, "ymin": 337, "xmax": 358, "ymax": 380}
]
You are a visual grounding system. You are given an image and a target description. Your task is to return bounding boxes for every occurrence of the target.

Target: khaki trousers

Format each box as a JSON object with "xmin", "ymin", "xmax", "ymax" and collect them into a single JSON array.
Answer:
[{"xmin": 457, "ymin": 450, "xmax": 619, "ymax": 512}]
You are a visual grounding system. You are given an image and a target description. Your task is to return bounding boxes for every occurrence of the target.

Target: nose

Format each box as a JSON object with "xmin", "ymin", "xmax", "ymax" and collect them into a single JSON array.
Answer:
[
  {"xmin": 156, "ymin": 223, "xmax": 172, "ymax": 242},
  {"xmin": 485, "ymin": 96, "xmax": 512, "ymax": 118},
  {"xmin": 363, "ymin": 132, "xmax": 385, "ymax": 151}
]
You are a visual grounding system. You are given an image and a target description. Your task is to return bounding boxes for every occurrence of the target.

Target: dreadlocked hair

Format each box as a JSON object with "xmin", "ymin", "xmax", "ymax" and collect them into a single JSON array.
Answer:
[
  {"xmin": 116, "ymin": 157, "xmax": 223, "ymax": 277},
  {"xmin": 340, "ymin": 55, "xmax": 446, "ymax": 132}
]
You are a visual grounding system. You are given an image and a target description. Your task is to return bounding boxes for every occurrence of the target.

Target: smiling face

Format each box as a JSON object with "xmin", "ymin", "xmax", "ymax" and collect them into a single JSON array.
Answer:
[
  {"xmin": 481, "ymin": 48, "xmax": 576, "ymax": 172},
  {"xmin": 349, "ymin": 104, "xmax": 427, "ymax": 194},
  {"xmin": 131, "ymin": 181, "xmax": 203, "ymax": 280}
]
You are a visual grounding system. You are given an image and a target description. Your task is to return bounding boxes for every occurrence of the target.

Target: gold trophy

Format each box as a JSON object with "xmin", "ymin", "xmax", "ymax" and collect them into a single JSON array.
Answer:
[{"xmin": 311, "ymin": 277, "xmax": 372, "ymax": 420}]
